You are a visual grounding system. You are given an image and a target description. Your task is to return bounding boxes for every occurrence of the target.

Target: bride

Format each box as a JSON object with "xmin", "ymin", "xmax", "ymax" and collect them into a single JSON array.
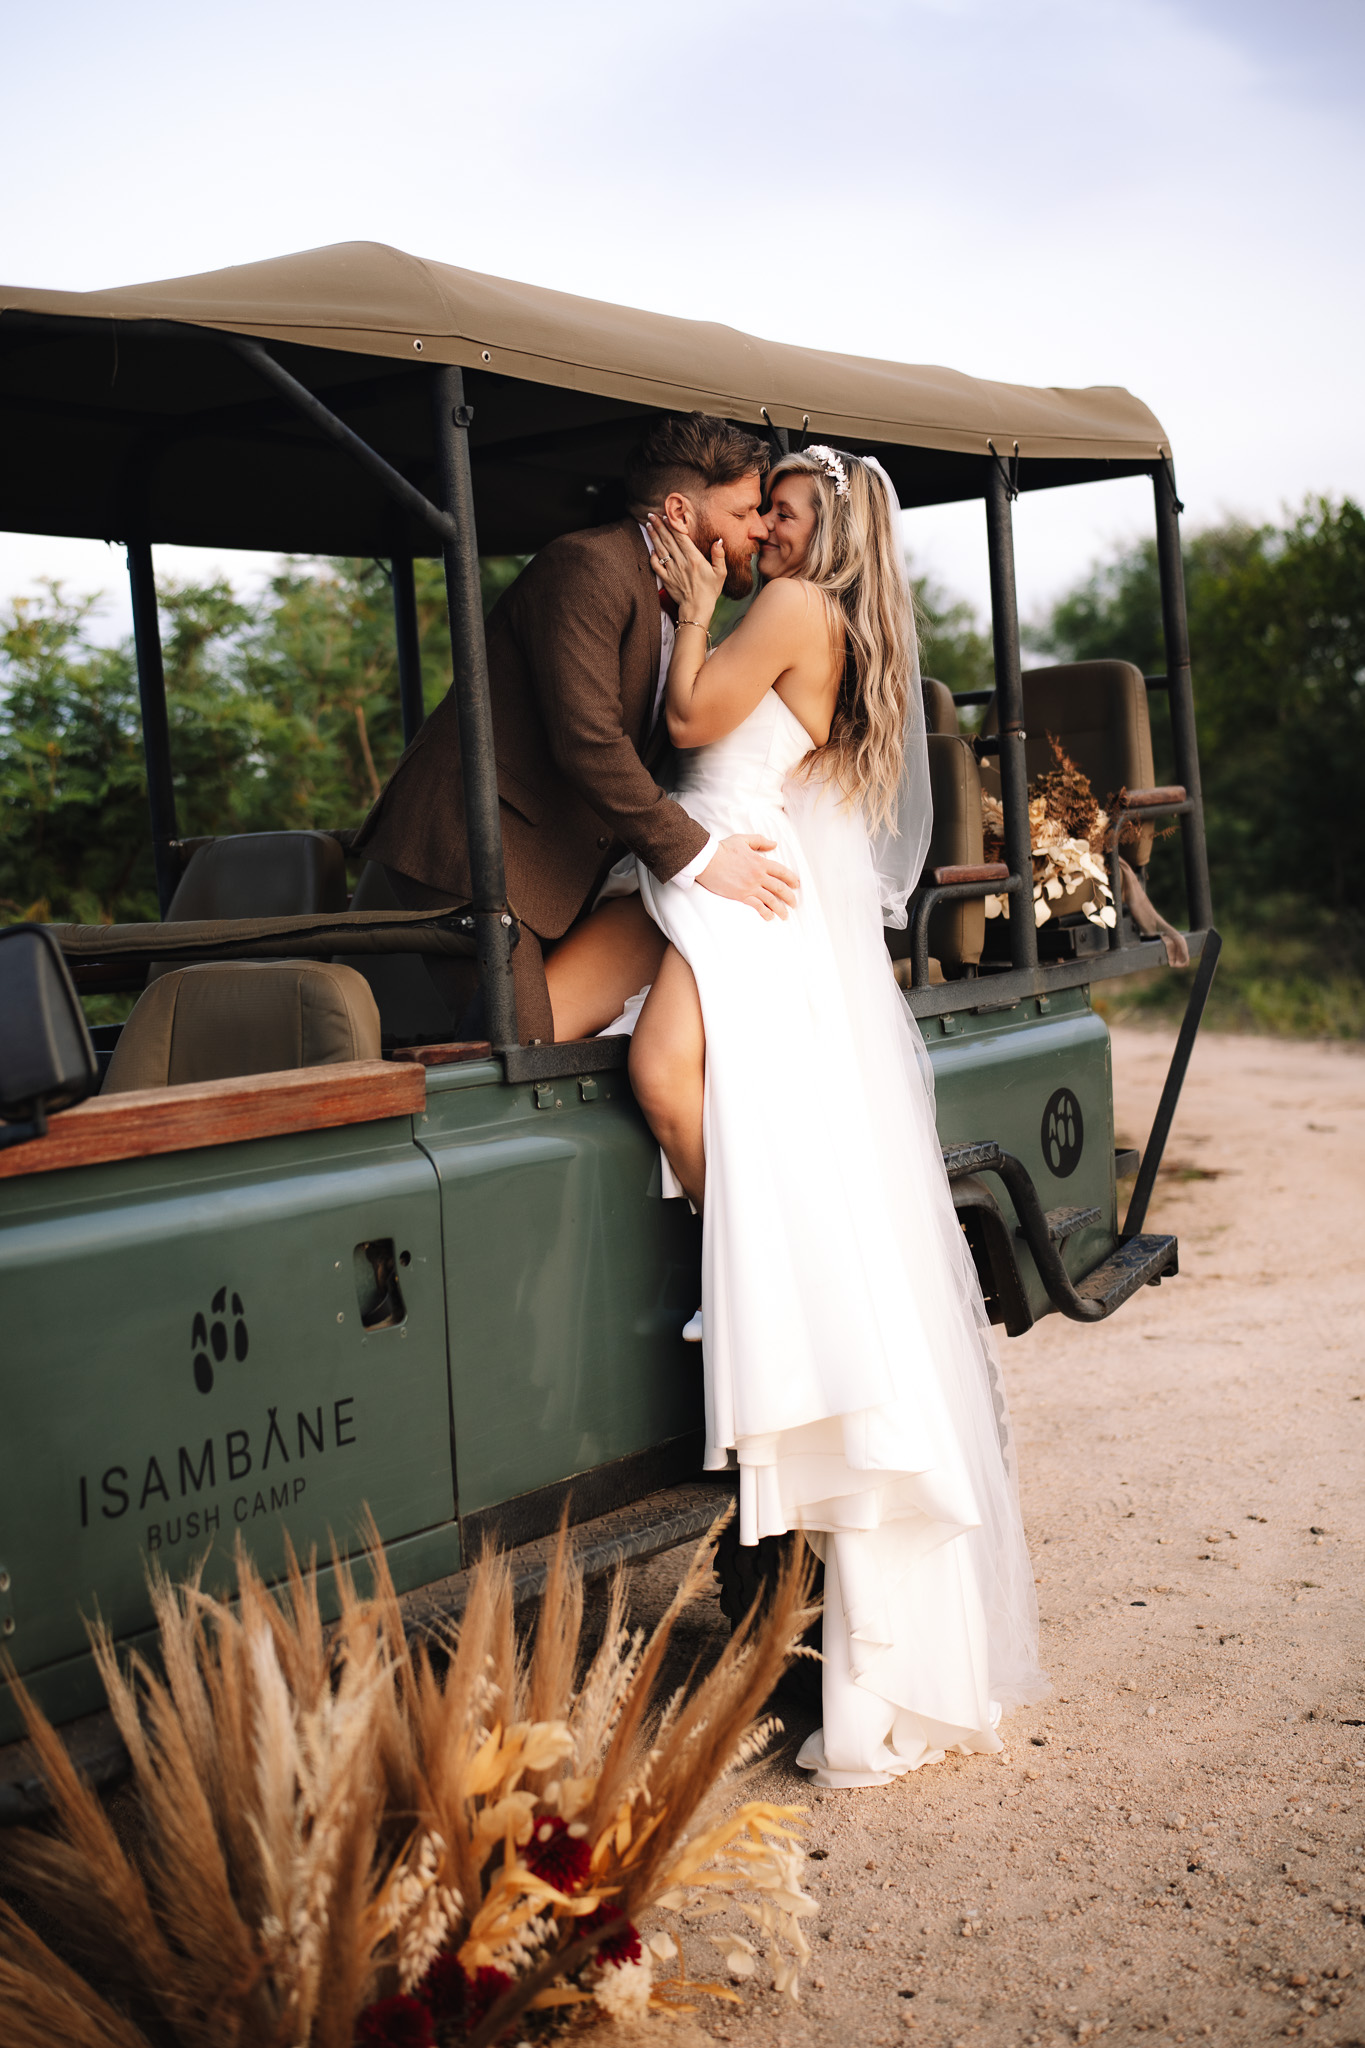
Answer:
[{"xmin": 624, "ymin": 444, "xmax": 1047, "ymax": 1787}]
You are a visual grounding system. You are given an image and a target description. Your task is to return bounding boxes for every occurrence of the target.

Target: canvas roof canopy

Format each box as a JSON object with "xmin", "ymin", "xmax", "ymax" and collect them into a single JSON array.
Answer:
[{"xmin": 0, "ymin": 240, "xmax": 1172, "ymax": 556}]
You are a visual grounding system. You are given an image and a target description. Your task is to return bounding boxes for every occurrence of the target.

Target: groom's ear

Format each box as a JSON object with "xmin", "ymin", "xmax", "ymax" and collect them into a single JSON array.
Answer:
[{"xmin": 661, "ymin": 488, "xmax": 698, "ymax": 534}]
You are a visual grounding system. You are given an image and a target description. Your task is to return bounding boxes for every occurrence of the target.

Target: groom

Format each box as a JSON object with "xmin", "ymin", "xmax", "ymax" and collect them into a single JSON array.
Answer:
[{"xmin": 355, "ymin": 413, "xmax": 797, "ymax": 1043}]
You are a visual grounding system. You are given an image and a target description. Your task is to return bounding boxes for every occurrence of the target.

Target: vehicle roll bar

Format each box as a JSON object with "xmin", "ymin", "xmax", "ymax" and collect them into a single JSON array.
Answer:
[
  {"xmin": 1153, "ymin": 460, "xmax": 1213, "ymax": 932},
  {"xmin": 113, "ymin": 324, "xmax": 521, "ymax": 1052},
  {"xmin": 984, "ymin": 459, "xmax": 1037, "ymax": 972},
  {"xmin": 126, "ymin": 537, "xmax": 180, "ymax": 917},
  {"xmin": 390, "ymin": 552, "xmax": 426, "ymax": 748},
  {"xmin": 428, "ymin": 364, "xmax": 518, "ymax": 1053},
  {"xmin": 45, "ymin": 907, "xmax": 495, "ymax": 994},
  {"xmin": 1122, "ymin": 926, "xmax": 1222, "ymax": 1235}
]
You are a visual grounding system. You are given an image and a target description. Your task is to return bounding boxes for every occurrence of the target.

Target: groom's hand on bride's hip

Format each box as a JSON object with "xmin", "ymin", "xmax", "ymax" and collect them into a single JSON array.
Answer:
[{"xmin": 698, "ymin": 836, "xmax": 799, "ymax": 920}]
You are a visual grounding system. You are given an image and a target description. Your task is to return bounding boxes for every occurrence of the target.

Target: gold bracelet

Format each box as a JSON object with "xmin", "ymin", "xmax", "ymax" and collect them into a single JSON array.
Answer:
[{"xmin": 677, "ymin": 616, "xmax": 710, "ymax": 631}]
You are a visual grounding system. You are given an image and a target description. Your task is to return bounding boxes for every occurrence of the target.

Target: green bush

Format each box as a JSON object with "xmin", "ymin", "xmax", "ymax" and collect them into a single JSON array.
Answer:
[
  {"xmin": 1032, "ymin": 495, "xmax": 1365, "ymax": 1036},
  {"xmin": 1031, "ymin": 495, "xmax": 1365, "ymax": 926},
  {"xmin": 0, "ymin": 557, "xmax": 480, "ymax": 927}
]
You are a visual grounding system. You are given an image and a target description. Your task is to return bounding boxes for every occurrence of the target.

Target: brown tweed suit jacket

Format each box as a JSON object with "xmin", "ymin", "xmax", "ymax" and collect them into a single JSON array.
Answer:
[{"xmin": 354, "ymin": 519, "xmax": 710, "ymax": 938}]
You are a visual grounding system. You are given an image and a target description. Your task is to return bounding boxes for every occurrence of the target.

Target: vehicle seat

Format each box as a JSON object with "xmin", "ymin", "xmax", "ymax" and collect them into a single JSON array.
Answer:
[
  {"xmin": 980, "ymin": 660, "xmax": 1157, "ymax": 864},
  {"xmin": 102, "ymin": 960, "xmax": 381, "ymax": 1093},
  {"xmin": 925, "ymin": 734, "xmax": 987, "ymax": 972},
  {"xmin": 922, "ymin": 676, "xmax": 959, "ymax": 737},
  {"xmin": 150, "ymin": 831, "xmax": 351, "ymax": 984},
  {"xmin": 340, "ymin": 861, "xmax": 458, "ymax": 1044},
  {"xmin": 885, "ymin": 734, "xmax": 986, "ymax": 979},
  {"xmin": 166, "ymin": 831, "xmax": 348, "ymax": 920}
]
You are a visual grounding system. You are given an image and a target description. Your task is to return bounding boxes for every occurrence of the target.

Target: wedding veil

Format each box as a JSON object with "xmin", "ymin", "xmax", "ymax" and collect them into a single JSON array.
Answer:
[{"xmin": 861, "ymin": 454, "xmax": 932, "ymax": 930}]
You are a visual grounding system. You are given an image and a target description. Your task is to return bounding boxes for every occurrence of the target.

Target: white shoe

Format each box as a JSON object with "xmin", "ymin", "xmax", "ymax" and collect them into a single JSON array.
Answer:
[{"xmin": 682, "ymin": 1308, "xmax": 704, "ymax": 1343}]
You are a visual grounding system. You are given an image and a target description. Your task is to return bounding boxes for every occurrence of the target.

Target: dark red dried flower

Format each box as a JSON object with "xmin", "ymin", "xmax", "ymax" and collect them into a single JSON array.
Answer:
[
  {"xmin": 417, "ymin": 1953, "xmax": 468, "ymax": 2026},
  {"xmin": 523, "ymin": 1814, "xmax": 592, "ymax": 1893},
  {"xmin": 464, "ymin": 1965, "xmax": 515, "ymax": 2030},
  {"xmin": 356, "ymin": 1993, "xmax": 435, "ymax": 2048},
  {"xmin": 415, "ymin": 1955, "xmax": 515, "ymax": 2036},
  {"xmin": 579, "ymin": 1903, "xmax": 643, "ymax": 1967}
]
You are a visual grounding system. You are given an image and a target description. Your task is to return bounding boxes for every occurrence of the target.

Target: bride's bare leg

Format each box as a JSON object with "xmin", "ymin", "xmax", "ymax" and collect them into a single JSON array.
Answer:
[
  {"xmin": 629, "ymin": 944, "xmax": 706, "ymax": 1212},
  {"xmin": 544, "ymin": 896, "xmax": 666, "ymax": 1041}
]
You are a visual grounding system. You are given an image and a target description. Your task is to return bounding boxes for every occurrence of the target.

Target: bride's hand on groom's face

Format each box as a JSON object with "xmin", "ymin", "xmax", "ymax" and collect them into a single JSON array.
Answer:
[{"xmin": 647, "ymin": 513, "xmax": 725, "ymax": 625}]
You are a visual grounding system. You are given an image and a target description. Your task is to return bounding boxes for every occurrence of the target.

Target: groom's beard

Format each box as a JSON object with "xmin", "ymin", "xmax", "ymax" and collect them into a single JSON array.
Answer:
[{"xmin": 693, "ymin": 518, "xmax": 756, "ymax": 600}]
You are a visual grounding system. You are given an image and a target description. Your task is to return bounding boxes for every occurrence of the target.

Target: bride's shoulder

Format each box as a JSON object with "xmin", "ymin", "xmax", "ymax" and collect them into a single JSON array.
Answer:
[{"xmin": 746, "ymin": 577, "xmax": 829, "ymax": 633}]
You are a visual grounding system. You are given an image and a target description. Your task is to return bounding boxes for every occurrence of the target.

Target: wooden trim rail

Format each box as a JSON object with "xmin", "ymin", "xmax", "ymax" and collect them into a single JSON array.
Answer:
[
  {"xmin": 389, "ymin": 1040, "xmax": 492, "ymax": 1068},
  {"xmin": 1120, "ymin": 785, "xmax": 1186, "ymax": 810},
  {"xmin": 928, "ymin": 861, "xmax": 1011, "ymax": 887},
  {"xmin": 0, "ymin": 1061, "xmax": 425, "ymax": 1183}
]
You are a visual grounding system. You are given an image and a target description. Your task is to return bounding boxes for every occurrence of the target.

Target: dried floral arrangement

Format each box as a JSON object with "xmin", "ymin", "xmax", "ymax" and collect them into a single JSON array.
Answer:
[
  {"xmin": 981, "ymin": 737, "xmax": 1120, "ymax": 931},
  {"xmin": 0, "ymin": 1514, "xmax": 818, "ymax": 2048}
]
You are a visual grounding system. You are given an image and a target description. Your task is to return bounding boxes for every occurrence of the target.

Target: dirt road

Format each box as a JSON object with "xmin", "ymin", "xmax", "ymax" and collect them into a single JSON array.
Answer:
[{"xmin": 609, "ymin": 1025, "xmax": 1365, "ymax": 2048}]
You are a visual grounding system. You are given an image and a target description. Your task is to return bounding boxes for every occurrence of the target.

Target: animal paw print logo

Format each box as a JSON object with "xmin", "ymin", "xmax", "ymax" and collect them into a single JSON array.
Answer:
[
  {"xmin": 192, "ymin": 1286, "xmax": 249, "ymax": 1395},
  {"xmin": 1040, "ymin": 1086, "xmax": 1084, "ymax": 1179}
]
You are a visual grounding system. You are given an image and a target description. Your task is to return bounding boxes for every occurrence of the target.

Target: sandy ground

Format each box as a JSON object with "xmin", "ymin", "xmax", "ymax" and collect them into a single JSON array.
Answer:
[{"xmin": 598, "ymin": 1024, "xmax": 1365, "ymax": 2048}]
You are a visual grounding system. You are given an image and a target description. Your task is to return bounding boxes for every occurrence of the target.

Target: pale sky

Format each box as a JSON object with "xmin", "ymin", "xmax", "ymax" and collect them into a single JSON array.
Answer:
[{"xmin": 2, "ymin": 0, "xmax": 1361, "ymax": 638}]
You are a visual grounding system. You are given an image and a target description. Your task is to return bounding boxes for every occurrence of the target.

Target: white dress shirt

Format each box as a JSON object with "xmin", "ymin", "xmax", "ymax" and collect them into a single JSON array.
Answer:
[{"xmin": 638, "ymin": 522, "xmax": 719, "ymax": 887}]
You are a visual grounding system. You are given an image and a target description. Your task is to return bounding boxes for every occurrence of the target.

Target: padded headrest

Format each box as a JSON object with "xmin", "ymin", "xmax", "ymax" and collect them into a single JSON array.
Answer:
[
  {"xmin": 980, "ymin": 659, "xmax": 1157, "ymax": 861},
  {"xmin": 922, "ymin": 677, "xmax": 960, "ymax": 737},
  {"xmin": 168, "ymin": 832, "xmax": 347, "ymax": 922},
  {"xmin": 981, "ymin": 661, "xmax": 1154, "ymax": 790},
  {"xmin": 102, "ymin": 960, "xmax": 381, "ymax": 1094}
]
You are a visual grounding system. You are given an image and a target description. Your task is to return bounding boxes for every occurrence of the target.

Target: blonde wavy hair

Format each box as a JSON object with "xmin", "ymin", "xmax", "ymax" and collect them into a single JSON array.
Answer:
[{"xmin": 768, "ymin": 447, "xmax": 919, "ymax": 834}]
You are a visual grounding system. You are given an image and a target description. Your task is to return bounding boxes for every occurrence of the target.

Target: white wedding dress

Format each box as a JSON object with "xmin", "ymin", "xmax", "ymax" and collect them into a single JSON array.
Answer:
[{"xmin": 629, "ymin": 687, "xmax": 1047, "ymax": 1787}]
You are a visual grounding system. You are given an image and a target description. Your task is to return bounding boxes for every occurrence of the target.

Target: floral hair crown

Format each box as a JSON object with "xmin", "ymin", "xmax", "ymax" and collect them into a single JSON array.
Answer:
[{"xmin": 804, "ymin": 444, "xmax": 850, "ymax": 498}]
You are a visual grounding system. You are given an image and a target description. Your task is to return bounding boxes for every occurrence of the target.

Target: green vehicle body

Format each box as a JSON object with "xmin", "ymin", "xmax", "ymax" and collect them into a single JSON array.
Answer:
[{"xmin": 0, "ymin": 990, "xmax": 1112, "ymax": 1744}]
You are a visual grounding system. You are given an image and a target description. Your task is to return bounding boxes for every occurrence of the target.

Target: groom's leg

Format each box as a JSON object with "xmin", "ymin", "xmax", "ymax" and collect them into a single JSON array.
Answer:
[
  {"xmin": 544, "ymin": 896, "xmax": 666, "ymax": 1042},
  {"xmin": 451, "ymin": 925, "xmax": 553, "ymax": 1045},
  {"xmin": 384, "ymin": 865, "xmax": 553, "ymax": 1044}
]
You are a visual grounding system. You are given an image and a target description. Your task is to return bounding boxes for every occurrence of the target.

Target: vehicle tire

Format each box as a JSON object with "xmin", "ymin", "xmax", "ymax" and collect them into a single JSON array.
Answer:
[{"xmin": 713, "ymin": 1522, "xmax": 824, "ymax": 1710}]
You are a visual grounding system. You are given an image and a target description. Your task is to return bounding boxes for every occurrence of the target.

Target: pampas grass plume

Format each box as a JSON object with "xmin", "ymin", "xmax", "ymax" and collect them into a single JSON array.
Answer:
[{"xmin": 0, "ymin": 1508, "xmax": 818, "ymax": 2045}]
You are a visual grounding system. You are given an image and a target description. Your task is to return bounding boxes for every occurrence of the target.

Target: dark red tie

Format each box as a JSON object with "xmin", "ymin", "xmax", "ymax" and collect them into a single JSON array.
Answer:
[{"xmin": 658, "ymin": 586, "xmax": 679, "ymax": 625}]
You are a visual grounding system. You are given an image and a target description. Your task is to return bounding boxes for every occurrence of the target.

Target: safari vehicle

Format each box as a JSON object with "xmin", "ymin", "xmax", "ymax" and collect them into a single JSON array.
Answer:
[{"xmin": 0, "ymin": 244, "xmax": 1218, "ymax": 1801}]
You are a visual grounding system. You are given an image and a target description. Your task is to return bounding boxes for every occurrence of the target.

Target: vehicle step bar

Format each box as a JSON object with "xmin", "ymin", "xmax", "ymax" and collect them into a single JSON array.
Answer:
[
  {"xmin": 399, "ymin": 1477, "xmax": 735, "ymax": 1643},
  {"xmin": 1039, "ymin": 1203, "xmax": 1102, "ymax": 1245},
  {"xmin": 943, "ymin": 1139, "xmax": 1177, "ymax": 1322},
  {"xmin": 1074, "ymin": 1232, "xmax": 1180, "ymax": 1313}
]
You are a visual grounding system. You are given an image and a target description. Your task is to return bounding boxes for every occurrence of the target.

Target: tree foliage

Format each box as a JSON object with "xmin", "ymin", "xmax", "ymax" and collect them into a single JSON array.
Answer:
[
  {"xmin": 1031, "ymin": 496, "xmax": 1365, "ymax": 921},
  {"xmin": 0, "ymin": 556, "xmax": 513, "ymax": 925},
  {"xmin": 915, "ymin": 574, "xmax": 996, "ymax": 703},
  {"xmin": 0, "ymin": 585, "xmax": 154, "ymax": 924}
]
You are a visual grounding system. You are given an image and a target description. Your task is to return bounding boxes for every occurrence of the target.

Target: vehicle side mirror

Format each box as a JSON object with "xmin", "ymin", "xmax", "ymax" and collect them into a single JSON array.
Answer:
[{"xmin": 0, "ymin": 925, "xmax": 99, "ymax": 1149}]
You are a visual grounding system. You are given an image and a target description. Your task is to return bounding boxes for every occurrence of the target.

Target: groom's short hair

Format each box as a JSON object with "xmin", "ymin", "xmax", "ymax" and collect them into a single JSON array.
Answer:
[{"xmin": 625, "ymin": 413, "xmax": 769, "ymax": 509}]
